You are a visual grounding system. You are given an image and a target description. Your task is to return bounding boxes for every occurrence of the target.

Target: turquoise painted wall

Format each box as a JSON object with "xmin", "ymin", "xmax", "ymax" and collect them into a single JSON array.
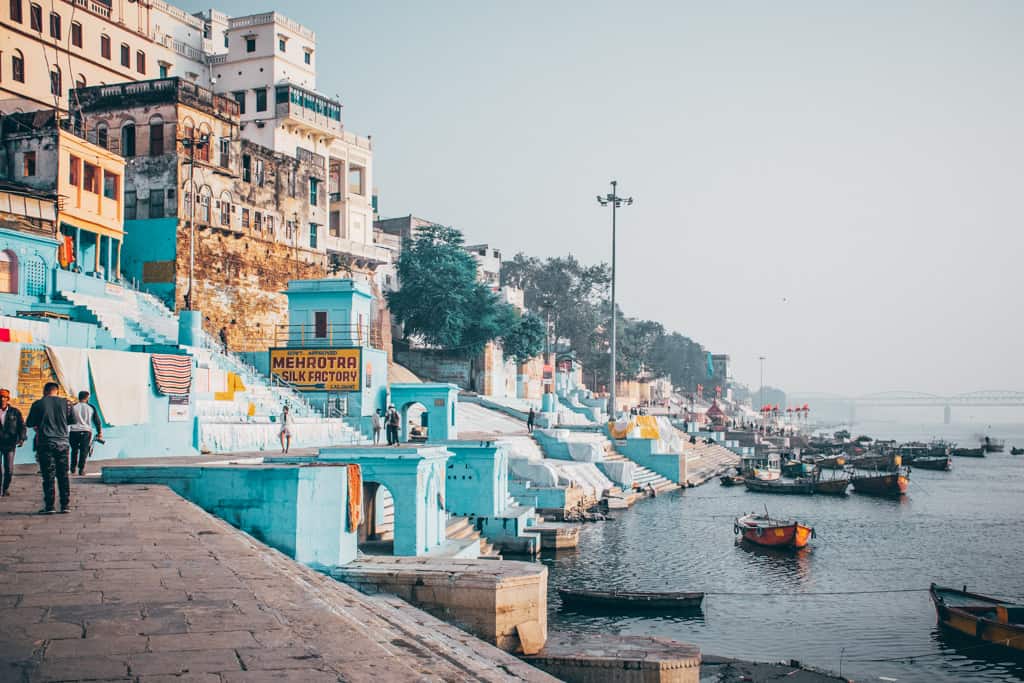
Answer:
[
  {"xmin": 614, "ymin": 435, "xmax": 686, "ymax": 484},
  {"xmin": 119, "ymin": 217, "xmax": 179, "ymax": 305},
  {"xmin": 0, "ymin": 228, "xmax": 60, "ymax": 315},
  {"xmin": 101, "ymin": 464, "xmax": 356, "ymax": 569},
  {"xmin": 284, "ymin": 278, "xmax": 373, "ymax": 347},
  {"xmin": 390, "ymin": 383, "xmax": 459, "ymax": 443},
  {"xmin": 444, "ymin": 443, "xmax": 508, "ymax": 517}
]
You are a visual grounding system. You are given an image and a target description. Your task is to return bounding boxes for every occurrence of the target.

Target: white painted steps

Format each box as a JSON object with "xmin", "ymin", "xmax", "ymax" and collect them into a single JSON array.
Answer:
[
  {"xmin": 446, "ymin": 516, "xmax": 502, "ymax": 559},
  {"xmin": 599, "ymin": 438, "xmax": 679, "ymax": 494}
]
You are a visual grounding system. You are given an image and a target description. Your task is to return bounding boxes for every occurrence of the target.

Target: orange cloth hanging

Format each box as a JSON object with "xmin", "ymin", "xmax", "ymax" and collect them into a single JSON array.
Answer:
[{"xmin": 346, "ymin": 463, "xmax": 362, "ymax": 532}]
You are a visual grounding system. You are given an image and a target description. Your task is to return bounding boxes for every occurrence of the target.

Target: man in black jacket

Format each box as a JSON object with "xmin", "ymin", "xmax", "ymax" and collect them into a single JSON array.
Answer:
[
  {"xmin": 26, "ymin": 383, "xmax": 73, "ymax": 514},
  {"xmin": 0, "ymin": 388, "xmax": 27, "ymax": 497}
]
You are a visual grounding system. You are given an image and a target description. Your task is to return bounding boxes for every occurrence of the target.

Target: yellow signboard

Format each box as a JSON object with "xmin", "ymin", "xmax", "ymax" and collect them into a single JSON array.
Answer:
[{"xmin": 269, "ymin": 347, "xmax": 362, "ymax": 392}]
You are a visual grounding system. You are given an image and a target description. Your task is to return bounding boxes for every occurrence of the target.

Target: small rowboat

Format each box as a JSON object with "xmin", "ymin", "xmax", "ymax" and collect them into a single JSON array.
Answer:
[
  {"xmin": 743, "ymin": 477, "xmax": 814, "ymax": 495},
  {"xmin": 850, "ymin": 469, "xmax": 909, "ymax": 497},
  {"xmin": 952, "ymin": 447, "xmax": 985, "ymax": 458},
  {"xmin": 910, "ymin": 455, "xmax": 952, "ymax": 471},
  {"xmin": 930, "ymin": 584, "xmax": 1024, "ymax": 651},
  {"xmin": 558, "ymin": 588, "xmax": 704, "ymax": 611},
  {"xmin": 720, "ymin": 474, "xmax": 745, "ymax": 486},
  {"xmin": 1011, "ymin": 447, "xmax": 1023, "ymax": 456},
  {"xmin": 735, "ymin": 512, "xmax": 814, "ymax": 549},
  {"xmin": 812, "ymin": 476, "xmax": 851, "ymax": 495}
]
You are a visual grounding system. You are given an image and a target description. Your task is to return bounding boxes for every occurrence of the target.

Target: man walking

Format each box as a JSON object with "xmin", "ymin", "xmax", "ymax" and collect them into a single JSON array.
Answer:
[
  {"xmin": 372, "ymin": 409, "xmax": 383, "ymax": 445},
  {"xmin": 69, "ymin": 391, "xmax": 102, "ymax": 476},
  {"xmin": 527, "ymin": 407, "xmax": 536, "ymax": 434},
  {"xmin": 26, "ymin": 383, "xmax": 72, "ymax": 514},
  {"xmin": 0, "ymin": 388, "xmax": 27, "ymax": 497},
  {"xmin": 279, "ymin": 405, "xmax": 291, "ymax": 454},
  {"xmin": 387, "ymin": 405, "xmax": 401, "ymax": 446}
]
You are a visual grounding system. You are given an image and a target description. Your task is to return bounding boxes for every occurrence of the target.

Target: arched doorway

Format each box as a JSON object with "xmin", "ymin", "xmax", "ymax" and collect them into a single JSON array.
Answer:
[
  {"xmin": 357, "ymin": 480, "xmax": 394, "ymax": 555},
  {"xmin": 400, "ymin": 401, "xmax": 429, "ymax": 443}
]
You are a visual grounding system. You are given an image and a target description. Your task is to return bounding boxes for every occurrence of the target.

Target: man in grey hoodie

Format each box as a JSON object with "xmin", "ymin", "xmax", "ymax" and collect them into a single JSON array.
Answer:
[
  {"xmin": 26, "ymin": 383, "xmax": 73, "ymax": 514},
  {"xmin": 69, "ymin": 391, "xmax": 103, "ymax": 476}
]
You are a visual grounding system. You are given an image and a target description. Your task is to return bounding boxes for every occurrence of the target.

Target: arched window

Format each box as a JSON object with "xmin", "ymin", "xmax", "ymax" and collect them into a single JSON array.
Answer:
[
  {"xmin": 0, "ymin": 250, "xmax": 18, "ymax": 294},
  {"xmin": 11, "ymin": 50, "xmax": 25, "ymax": 83},
  {"xmin": 196, "ymin": 124, "xmax": 211, "ymax": 162},
  {"xmin": 49, "ymin": 66, "xmax": 61, "ymax": 97},
  {"xmin": 149, "ymin": 115, "xmax": 164, "ymax": 156},
  {"xmin": 120, "ymin": 122, "xmax": 135, "ymax": 157},
  {"xmin": 24, "ymin": 256, "xmax": 46, "ymax": 297},
  {"xmin": 199, "ymin": 186, "xmax": 212, "ymax": 223},
  {"xmin": 75, "ymin": 74, "xmax": 86, "ymax": 90},
  {"xmin": 95, "ymin": 123, "xmax": 108, "ymax": 149},
  {"xmin": 219, "ymin": 191, "xmax": 232, "ymax": 227}
]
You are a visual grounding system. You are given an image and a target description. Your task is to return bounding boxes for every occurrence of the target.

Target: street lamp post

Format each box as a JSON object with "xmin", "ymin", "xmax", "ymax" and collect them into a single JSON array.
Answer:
[
  {"xmin": 597, "ymin": 181, "xmax": 633, "ymax": 419},
  {"xmin": 759, "ymin": 355, "xmax": 766, "ymax": 433},
  {"xmin": 178, "ymin": 132, "xmax": 209, "ymax": 310}
]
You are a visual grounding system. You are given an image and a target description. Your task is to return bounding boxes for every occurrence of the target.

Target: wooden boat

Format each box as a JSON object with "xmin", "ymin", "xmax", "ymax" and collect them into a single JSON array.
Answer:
[
  {"xmin": 952, "ymin": 447, "xmax": 985, "ymax": 458},
  {"xmin": 983, "ymin": 438, "xmax": 1005, "ymax": 453},
  {"xmin": 911, "ymin": 455, "xmax": 952, "ymax": 471},
  {"xmin": 781, "ymin": 460, "xmax": 816, "ymax": 478},
  {"xmin": 850, "ymin": 468, "xmax": 909, "ymax": 497},
  {"xmin": 812, "ymin": 476, "xmax": 851, "ymax": 495},
  {"xmin": 850, "ymin": 452, "xmax": 902, "ymax": 471},
  {"xmin": 744, "ymin": 477, "xmax": 814, "ymax": 495},
  {"xmin": 1011, "ymin": 447, "xmax": 1024, "ymax": 456},
  {"xmin": 752, "ymin": 467, "xmax": 781, "ymax": 481},
  {"xmin": 719, "ymin": 474, "xmax": 745, "ymax": 487},
  {"xmin": 558, "ymin": 588, "xmax": 704, "ymax": 611},
  {"xmin": 930, "ymin": 584, "xmax": 1024, "ymax": 651},
  {"xmin": 735, "ymin": 512, "xmax": 814, "ymax": 549},
  {"xmin": 814, "ymin": 454, "xmax": 847, "ymax": 470}
]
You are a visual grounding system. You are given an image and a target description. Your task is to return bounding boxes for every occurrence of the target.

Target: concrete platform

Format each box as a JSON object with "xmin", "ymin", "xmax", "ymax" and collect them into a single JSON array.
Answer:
[
  {"xmin": 523, "ymin": 633, "xmax": 701, "ymax": 683},
  {"xmin": 0, "ymin": 471, "xmax": 556, "ymax": 682}
]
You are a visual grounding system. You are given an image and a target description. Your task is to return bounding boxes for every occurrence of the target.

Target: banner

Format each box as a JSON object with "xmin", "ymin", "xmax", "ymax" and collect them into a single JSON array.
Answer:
[
  {"xmin": 168, "ymin": 395, "xmax": 190, "ymax": 422},
  {"xmin": 269, "ymin": 347, "xmax": 362, "ymax": 392}
]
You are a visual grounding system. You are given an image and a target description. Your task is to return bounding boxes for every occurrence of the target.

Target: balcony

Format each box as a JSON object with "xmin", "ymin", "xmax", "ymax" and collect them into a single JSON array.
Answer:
[
  {"xmin": 275, "ymin": 84, "xmax": 342, "ymax": 141},
  {"xmin": 67, "ymin": 0, "xmax": 110, "ymax": 19},
  {"xmin": 273, "ymin": 322, "xmax": 382, "ymax": 350},
  {"xmin": 326, "ymin": 240, "xmax": 391, "ymax": 267}
]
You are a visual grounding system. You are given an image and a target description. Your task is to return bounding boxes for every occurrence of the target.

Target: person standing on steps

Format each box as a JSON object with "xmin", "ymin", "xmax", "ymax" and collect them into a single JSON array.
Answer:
[
  {"xmin": 372, "ymin": 409, "xmax": 383, "ymax": 445},
  {"xmin": 219, "ymin": 326, "xmax": 229, "ymax": 354},
  {"xmin": 69, "ymin": 391, "xmax": 102, "ymax": 476},
  {"xmin": 387, "ymin": 405, "xmax": 401, "ymax": 446},
  {"xmin": 0, "ymin": 388, "xmax": 27, "ymax": 497},
  {"xmin": 279, "ymin": 405, "xmax": 292, "ymax": 454},
  {"xmin": 527, "ymin": 407, "xmax": 535, "ymax": 434},
  {"xmin": 26, "ymin": 383, "xmax": 72, "ymax": 514}
]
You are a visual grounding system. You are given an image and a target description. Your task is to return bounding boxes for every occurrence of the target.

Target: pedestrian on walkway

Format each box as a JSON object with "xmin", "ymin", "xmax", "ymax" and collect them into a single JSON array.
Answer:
[
  {"xmin": 372, "ymin": 409, "xmax": 383, "ymax": 445},
  {"xmin": 387, "ymin": 405, "xmax": 401, "ymax": 446},
  {"xmin": 219, "ymin": 326, "xmax": 229, "ymax": 353},
  {"xmin": 279, "ymin": 406, "xmax": 291, "ymax": 454},
  {"xmin": 0, "ymin": 388, "xmax": 27, "ymax": 497},
  {"xmin": 69, "ymin": 391, "xmax": 102, "ymax": 476},
  {"xmin": 527, "ymin": 407, "xmax": 535, "ymax": 433},
  {"xmin": 26, "ymin": 383, "xmax": 72, "ymax": 514}
]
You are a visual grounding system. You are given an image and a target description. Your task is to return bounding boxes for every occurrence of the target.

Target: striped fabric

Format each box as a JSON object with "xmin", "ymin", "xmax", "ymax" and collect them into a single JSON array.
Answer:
[{"xmin": 151, "ymin": 354, "xmax": 192, "ymax": 396}]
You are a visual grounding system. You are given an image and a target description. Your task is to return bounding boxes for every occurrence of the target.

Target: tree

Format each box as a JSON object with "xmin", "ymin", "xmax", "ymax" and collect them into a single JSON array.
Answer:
[
  {"xmin": 387, "ymin": 225, "xmax": 513, "ymax": 356},
  {"xmin": 501, "ymin": 313, "xmax": 546, "ymax": 364}
]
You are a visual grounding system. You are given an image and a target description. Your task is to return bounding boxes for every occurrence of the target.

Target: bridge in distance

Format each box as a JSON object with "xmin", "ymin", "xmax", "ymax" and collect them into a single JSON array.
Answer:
[{"xmin": 788, "ymin": 391, "xmax": 1024, "ymax": 424}]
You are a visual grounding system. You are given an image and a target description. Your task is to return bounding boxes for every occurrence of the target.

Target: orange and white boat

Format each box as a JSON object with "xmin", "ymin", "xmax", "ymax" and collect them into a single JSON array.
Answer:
[{"xmin": 734, "ymin": 512, "xmax": 814, "ymax": 549}]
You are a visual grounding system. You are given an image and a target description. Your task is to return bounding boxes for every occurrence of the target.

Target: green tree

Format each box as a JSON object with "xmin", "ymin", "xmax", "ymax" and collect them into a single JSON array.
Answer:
[
  {"xmin": 501, "ymin": 313, "xmax": 546, "ymax": 364},
  {"xmin": 387, "ymin": 225, "xmax": 513, "ymax": 355}
]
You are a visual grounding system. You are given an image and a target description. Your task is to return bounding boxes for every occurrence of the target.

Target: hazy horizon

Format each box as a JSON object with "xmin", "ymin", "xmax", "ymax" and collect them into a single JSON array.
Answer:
[{"xmin": 181, "ymin": 0, "xmax": 1024, "ymax": 396}]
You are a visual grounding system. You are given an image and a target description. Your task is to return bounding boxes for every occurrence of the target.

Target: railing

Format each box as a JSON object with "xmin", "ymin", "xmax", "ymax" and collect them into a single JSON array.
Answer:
[
  {"xmin": 228, "ymin": 11, "xmax": 315, "ymax": 40},
  {"xmin": 296, "ymin": 146, "xmax": 326, "ymax": 173},
  {"xmin": 68, "ymin": 0, "xmax": 111, "ymax": 19},
  {"xmin": 150, "ymin": 0, "xmax": 205, "ymax": 30},
  {"xmin": 207, "ymin": 54, "xmax": 227, "ymax": 65},
  {"xmin": 273, "ymin": 323, "xmax": 383, "ymax": 350},
  {"xmin": 74, "ymin": 78, "xmax": 239, "ymax": 118}
]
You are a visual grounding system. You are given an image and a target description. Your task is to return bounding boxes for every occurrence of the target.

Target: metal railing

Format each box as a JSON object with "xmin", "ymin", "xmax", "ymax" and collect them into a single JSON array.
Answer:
[{"xmin": 273, "ymin": 322, "xmax": 382, "ymax": 349}]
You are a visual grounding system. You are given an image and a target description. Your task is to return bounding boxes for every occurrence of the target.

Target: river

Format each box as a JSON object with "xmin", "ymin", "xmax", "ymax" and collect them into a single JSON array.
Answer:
[{"xmin": 542, "ymin": 420, "xmax": 1024, "ymax": 682}]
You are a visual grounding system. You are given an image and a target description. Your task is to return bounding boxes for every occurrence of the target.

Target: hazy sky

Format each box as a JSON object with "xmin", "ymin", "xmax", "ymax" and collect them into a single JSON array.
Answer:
[{"xmin": 182, "ymin": 1, "xmax": 1024, "ymax": 395}]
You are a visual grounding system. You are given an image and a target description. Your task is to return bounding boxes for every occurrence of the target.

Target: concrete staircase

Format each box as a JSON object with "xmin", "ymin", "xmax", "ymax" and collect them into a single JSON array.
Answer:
[
  {"xmin": 682, "ymin": 438, "xmax": 742, "ymax": 485},
  {"xmin": 446, "ymin": 516, "xmax": 501, "ymax": 559},
  {"xmin": 600, "ymin": 437, "xmax": 679, "ymax": 494}
]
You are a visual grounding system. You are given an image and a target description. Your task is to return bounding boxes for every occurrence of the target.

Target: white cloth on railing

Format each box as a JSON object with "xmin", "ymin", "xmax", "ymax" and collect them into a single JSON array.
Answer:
[
  {"xmin": 46, "ymin": 345, "xmax": 90, "ymax": 397},
  {"xmin": 0, "ymin": 343, "xmax": 22, "ymax": 397},
  {"xmin": 87, "ymin": 349, "xmax": 151, "ymax": 425}
]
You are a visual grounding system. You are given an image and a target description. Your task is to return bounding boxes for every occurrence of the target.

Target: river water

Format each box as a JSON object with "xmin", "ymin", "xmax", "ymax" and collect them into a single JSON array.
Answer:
[{"xmin": 542, "ymin": 420, "xmax": 1024, "ymax": 682}]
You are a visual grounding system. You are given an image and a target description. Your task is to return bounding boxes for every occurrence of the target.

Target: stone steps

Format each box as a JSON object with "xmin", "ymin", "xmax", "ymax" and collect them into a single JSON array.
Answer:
[
  {"xmin": 446, "ymin": 516, "xmax": 501, "ymax": 559},
  {"xmin": 600, "ymin": 441, "xmax": 679, "ymax": 493}
]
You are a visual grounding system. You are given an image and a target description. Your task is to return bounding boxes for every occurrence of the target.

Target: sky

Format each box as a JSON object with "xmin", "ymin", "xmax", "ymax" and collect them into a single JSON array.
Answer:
[{"xmin": 181, "ymin": 0, "xmax": 1024, "ymax": 396}]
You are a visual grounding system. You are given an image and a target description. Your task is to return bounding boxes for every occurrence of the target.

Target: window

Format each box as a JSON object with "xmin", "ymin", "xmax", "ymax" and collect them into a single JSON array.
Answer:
[
  {"xmin": 278, "ymin": 38, "xmax": 286, "ymax": 52},
  {"xmin": 150, "ymin": 188, "xmax": 164, "ymax": 218},
  {"xmin": 255, "ymin": 88, "xmax": 267, "ymax": 112},
  {"xmin": 82, "ymin": 162, "xmax": 98, "ymax": 193},
  {"xmin": 253, "ymin": 212, "xmax": 262, "ymax": 232},
  {"xmin": 241, "ymin": 208, "xmax": 250, "ymax": 228},
  {"xmin": 219, "ymin": 138, "xmax": 230, "ymax": 168},
  {"xmin": 124, "ymin": 190, "xmax": 136, "ymax": 220},
  {"xmin": 68, "ymin": 155, "xmax": 79, "ymax": 186},
  {"xmin": 0, "ymin": 250, "xmax": 18, "ymax": 294},
  {"xmin": 167, "ymin": 188, "xmax": 176, "ymax": 216},
  {"xmin": 241, "ymin": 155, "xmax": 251, "ymax": 183},
  {"xmin": 136, "ymin": 50, "xmax": 145, "ymax": 74},
  {"xmin": 49, "ymin": 66, "xmax": 61, "ymax": 97},
  {"xmin": 329, "ymin": 211, "xmax": 341, "ymax": 237},
  {"xmin": 265, "ymin": 215, "xmax": 274, "ymax": 235},
  {"xmin": 309, "ymin": 177, "xmax": 319, "ymax": 206},
  {"xmin": 29, "ymin": 2, "xmax": 39, "ymax": 30},
  {"xmin": 22, "ymin": 151, "xmax": 36, "ymax": 177},
  {"xmin": 254, "ymin": 159, "xmax": 264, "ymax": 186},
  {"xmin": 149, "ymin": 117, "xmax": 164, "ymax": 156},
  {"xmin": 223, "ymin": 33, "xmax": 228, "ymax": 48},
  {"xmin": 70, "ymin": 20, "xmax": 81, "ymax": 47},
  {"xmin": 11, "ymin": 50, "xmax": 24, "ymax": 82},
  {"xmin": 158, "ymin": 64, "xmax": 168, "ymax": 78},
  {"xmin": 100, "ymin": 34, "xmax": 110, "ymax": 60},
  {"xmin": 348, "ymin": 165, "xmax": 365, "ymax": 196},
  {"xmin": 304, "ymin": 49, "xmax": 311, "ymax": 65},
  {"xmin": 288, "ymin": 167, "xmax": 296, "ymax": 197},
  {"xmin": 120, "ymin": 43, "xmax": 129, "ymax": 67},
  {"xmin": 233, "ymin": 91, "xmax": 245, "ymax": 115},
  {"xmin": 48, "ymin": 11, "xmax": 59, "ymax": 39},
  {"xmin": 96, "ymin": 124, "xmax": 108, "ymax": 149},
  {"xmin": 245, "ymin": 37, "xmax": 256, "ymax": 52},
  {"xmin": 314, "ymin": 311, "xmax": 327, "ymax": 338},
  {"xmin": 120, "ymin": 123, "xmax": 135, "ymax": 157},
  {"xmin": 309, "ymin": 223, "xmax": 318, "ymax": 249},
  {"xmin": 199, "ymin": 191, "xmax": 211, "ymax": 223},
  {"xmin": 221, "ymin": 200, "xmax": 231, "ymax": 227},
  {"xmin": 10, "ymin": 0, "xmax": 21, "ymax": 23},
  {"xmin": 103, "ymin": 172, "xmax": 118, "ymax": 200},
  {"xmin": 75, "ymin": 75, "xmax": 85, "ymax": 90}
]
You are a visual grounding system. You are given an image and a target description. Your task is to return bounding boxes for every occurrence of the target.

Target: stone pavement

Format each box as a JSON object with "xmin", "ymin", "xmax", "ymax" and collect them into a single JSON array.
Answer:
[{"xmin": 0, "ymin": 470, "xmax": 557, "ymax": 682}]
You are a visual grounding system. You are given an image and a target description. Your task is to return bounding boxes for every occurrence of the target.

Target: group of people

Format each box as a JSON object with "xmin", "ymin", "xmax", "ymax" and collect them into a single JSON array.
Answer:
[
  {"xmin": 0, "ymin": 383, "xmax": 104, "ymax": 514},
  {"xmin": 371, "ymin": 406, "xmax": 403, "ymax": 446}
]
